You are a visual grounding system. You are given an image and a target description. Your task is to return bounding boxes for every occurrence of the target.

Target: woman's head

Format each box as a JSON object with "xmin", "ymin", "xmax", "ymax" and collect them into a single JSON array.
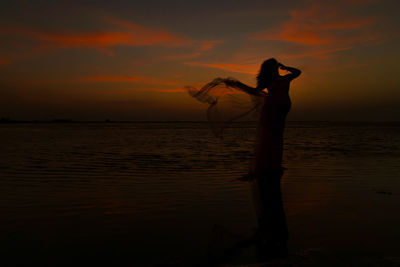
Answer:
[{"xmin": 257, "ymin": 58, "xmax": 279, "ymax": 89}]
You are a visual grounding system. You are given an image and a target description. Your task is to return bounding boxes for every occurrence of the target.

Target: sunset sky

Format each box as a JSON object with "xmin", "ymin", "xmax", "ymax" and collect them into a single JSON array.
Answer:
[{"xmin": 1, "ymin": 0, "xmax": 399, "ymax": 121}]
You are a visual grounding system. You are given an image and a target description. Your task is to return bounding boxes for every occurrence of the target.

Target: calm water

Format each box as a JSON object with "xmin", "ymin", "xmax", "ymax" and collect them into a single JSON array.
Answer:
[{"xmin": 1, "ymin": 122, "xmax": 400, "ymax": 265}]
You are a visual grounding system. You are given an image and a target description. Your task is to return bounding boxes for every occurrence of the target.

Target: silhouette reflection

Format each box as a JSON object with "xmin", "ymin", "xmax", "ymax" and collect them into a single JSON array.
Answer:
[
  {"xmin": 207, "ymin": 171, "xmax": 288, "ymax": 265},
  {"xmin": 251, "ymin": 170, "xmax": 288, "ymax": 261}
]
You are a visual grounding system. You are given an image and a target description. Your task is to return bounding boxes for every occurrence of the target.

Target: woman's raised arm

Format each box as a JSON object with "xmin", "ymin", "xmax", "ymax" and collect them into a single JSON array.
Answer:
[
  {"xmin": 279, "ymin": 63, "xmax": 301, "ymax": 81},
  {"xmin": 223, "ymin": 78, "xmax": 266, "ymax": 96}
]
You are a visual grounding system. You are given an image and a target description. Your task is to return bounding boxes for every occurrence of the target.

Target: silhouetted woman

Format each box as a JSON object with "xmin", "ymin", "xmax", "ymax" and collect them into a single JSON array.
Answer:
[
  {"xmin": 250, "ymin": 59, "xmax": 301, "ymax": 259},
  {"xmin": 188, "ymin": 58, "xmax": 301, "ymax": 177},
  {"xmin": 188, "ymin": 58, "xmax": 301, "ymax": 259}
]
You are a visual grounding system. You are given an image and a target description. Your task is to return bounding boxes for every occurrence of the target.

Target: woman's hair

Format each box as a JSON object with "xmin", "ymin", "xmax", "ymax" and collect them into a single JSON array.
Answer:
[{"xmin": 256, "ymin": 58, "xmax": 279, "ymax": 90}]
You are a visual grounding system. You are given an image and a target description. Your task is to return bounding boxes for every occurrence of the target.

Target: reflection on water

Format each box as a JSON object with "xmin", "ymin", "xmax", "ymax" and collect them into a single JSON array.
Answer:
[
  {"xmin": 0, "ymin": 122, "xmax": 400, "ymax": 265},
  {"xmin": 252, "ymin": 171, "xmax": 288, "ymax": 261}
]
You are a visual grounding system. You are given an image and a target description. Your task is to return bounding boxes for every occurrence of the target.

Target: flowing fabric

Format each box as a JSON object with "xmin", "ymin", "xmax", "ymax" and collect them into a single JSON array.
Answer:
[
  {"xmin": 188, "ymin": 76, "xmax": 292, "ymax": 177},
  {"xmin": 186, "ymin": 77, "xmax": 267, "ymax": 138}
]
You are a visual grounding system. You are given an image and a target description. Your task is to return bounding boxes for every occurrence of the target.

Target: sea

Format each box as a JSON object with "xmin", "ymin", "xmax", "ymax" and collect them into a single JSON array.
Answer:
[{"xmin": 0, "ymin": 121, "xmax": 399, "ymax": 265}]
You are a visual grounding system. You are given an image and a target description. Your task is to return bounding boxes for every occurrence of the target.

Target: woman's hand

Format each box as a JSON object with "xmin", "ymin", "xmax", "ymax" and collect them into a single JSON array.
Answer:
[{"xmin": 278, "ymin": 63, "xmax": 287, "ymax": 70}]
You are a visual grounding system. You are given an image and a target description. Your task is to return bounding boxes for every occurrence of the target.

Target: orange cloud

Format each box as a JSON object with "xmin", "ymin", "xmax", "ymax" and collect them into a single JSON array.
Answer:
[
  {"xmin": 0, "ymin": 49, "xmax": 34, "ymax": 65},
  {"xmin": 0, "ymin": 17, "xmax": 224, "ymax": 64},
  {"xmin": 252, "ymin": 0, "xmax": 378, "ymax": 47},
  {"xmin": 160, "ymin": 40, "xmax": 223, "ymax": 62},
  {"xmin": 162, "ymin": 52, "xmax": 202, "ymax": 61},
  {"xmin": 0, "ymin": 18, "xmax": 193, "ymax": 50},
  {"xmin": 36, "ymin": 29, "xmax": 192, "ymax": 49},
  {"xmin": 83, "ymin": 75, "xmax": 142, "ymax": 82},
  {"xmin": 140, "ymin": 88, "xmax": 186, "ymax": 93},
  {"xmin": 280, "ymin": 46, "xmax": 354, "ymax": 60},
  {"xmin": 184, "ymin": 62, "xmax": 257, "ymax": 75},
  {"xmin": 0, "ymin": 57, "xmax": 10, "ymax": 65},
  {"xmin": 81, "ymin": 75, "xmax": 182, "ymax": 86},
  {"xmin": 200, "ymin": 40, "xmax": 224, "ymax": 51},
  {"xmin": 348, "ymin": 0, "xmax": 375, "ymax": 3}
]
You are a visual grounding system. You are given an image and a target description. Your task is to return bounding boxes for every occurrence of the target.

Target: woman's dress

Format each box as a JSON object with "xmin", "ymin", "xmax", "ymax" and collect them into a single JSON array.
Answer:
[{"xmin": 252, "ymin": 77, "xmax": 291, "ymax": 176}]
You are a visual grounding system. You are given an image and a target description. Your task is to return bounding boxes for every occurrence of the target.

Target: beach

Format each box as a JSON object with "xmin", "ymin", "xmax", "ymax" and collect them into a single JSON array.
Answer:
[{"xmin": 0, "ymin": 121, "xmax": 399, "ymax": 265}]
